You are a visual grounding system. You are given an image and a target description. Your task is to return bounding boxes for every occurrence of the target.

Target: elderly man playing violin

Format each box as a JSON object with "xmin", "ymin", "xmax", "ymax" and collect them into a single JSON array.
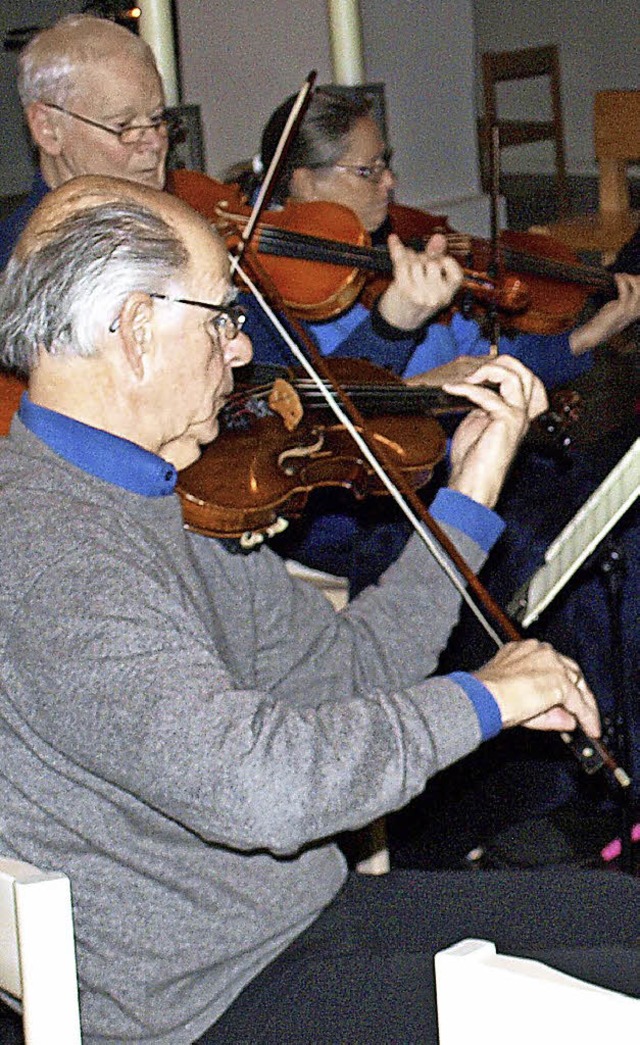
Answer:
[{"xmin": 2, "ymin": 172, "xmax": 640, "ymax": 1045}]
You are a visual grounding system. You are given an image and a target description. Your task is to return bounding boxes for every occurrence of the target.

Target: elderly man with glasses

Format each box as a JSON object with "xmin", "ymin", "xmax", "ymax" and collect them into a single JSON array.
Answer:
[
  {"xmin": 0, "ymin": 13, "xmax": 170, "ymax": 269},
  {"xmin": 2, "ymin": 172, "xmax": 639, "ymax": 1045}
]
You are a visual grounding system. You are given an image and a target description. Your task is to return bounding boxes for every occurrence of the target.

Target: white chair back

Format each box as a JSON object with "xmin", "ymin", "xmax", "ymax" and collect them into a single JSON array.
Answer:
[
  {"xmin": 0, "ymin": 856, "xmax": 82, "ymax": 1044},
  {"xmin": 436, "ymin": 938, "xmax": 640, "ymax": 1044}
]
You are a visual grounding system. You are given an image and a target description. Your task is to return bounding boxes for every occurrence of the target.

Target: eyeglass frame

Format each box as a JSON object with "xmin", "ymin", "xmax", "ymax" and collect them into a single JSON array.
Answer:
[
  {"xmin": 109, "ymin": 293, "xmax": 246, "ymax": 339},
  {"xmin": 330, "ymin": 147, "xmax": 394, "ymax": 183},
  {"xmin": 43, "ymin": 102, "xmax": 175, "ymax": 146}
]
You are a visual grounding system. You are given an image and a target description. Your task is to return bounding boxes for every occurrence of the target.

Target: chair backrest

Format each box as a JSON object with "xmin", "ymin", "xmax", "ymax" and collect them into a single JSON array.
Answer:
[
  {"xmin": 0, "ymin": 856, "xmax": 82, "ymax": 1044},
  {"xmin": 479, "ymin": 44, "xmax": 569, "ymax": 217},
  {"xmin": 540, "ymin": 89, "xmax": 639, "ymax": 262},
  {"xmin": 436, "ymin": 938, "xmax": 640, "ymax": 1043},
  {"xmin": 594, "ymin": 90, "xmax": 640, "ymax": 214}
]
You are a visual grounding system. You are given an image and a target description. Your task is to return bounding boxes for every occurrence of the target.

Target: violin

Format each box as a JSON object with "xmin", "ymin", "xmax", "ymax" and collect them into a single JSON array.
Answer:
[
  {"xmin": 168, "ymin": 169, "xmax": 528, "ymax": 322},
  {"xmin": 385, "ymin": 202, "xmax": 619, "ymax": 334},
  {"xmin": 0, "ymin": 371, "xmax": 26, "ymax": 436},
  {"xmin": 176, "ymin": 358, "xmax": 579, "ymax": 541},
  {"xmin": 177, "ymin": 359, "xmax": 452, "ymax": 541},
  {"xmin": 169, "ymin": 169, "xmax": 618, "ymax": 333}
]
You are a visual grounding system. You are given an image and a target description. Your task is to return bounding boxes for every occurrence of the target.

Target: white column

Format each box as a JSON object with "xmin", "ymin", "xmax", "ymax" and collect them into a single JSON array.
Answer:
[
  {"xmin": 137, "ymin": 0, "xmax": 180, "ymax": 106},
  {"xmin": 326, "ymin": 0, "xmax": 365, "ymax": 85}
]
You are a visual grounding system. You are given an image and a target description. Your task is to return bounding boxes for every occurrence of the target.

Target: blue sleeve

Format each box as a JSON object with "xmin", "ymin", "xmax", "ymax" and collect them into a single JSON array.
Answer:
[
  {"xmin": 429, "ymin": 487, "xmax": 505, "ymax": 553},
  {"xmin": 430, "ymin": 486, "xmax": 505, "ymax": 739},
  {"xmin": 448, "ymin": 672, "xmax": 502, "ymax": 740},
  {"xmin": 403, "ymin": 310, "xmax": 593, "ymax": 389},
  {"xmin": 310, "ymin": 304, "xmax": 420, "ymax": 375},
  {"xmin": 505, "ymin": 331, "xmax": 593, "ymax": 387},
  {"xmin": 403, "ymin": 312, "xmax": 496, "ymax": 377},
  {"xmin": 243, "ymin": 292, "xmax": 420, "ymax": 376}
]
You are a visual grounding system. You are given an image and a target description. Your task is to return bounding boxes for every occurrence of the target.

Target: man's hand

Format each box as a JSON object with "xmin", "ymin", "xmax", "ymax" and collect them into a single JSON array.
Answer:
[
  {"xmin": 443, "ymin": 355, "xmax": 548, "ymax": 508},
  {"xmin": 475, "ymin": 639, "xmax": 601, "ymax": 738},
  {"xmin": 569, "ymin": 274, "xmax": 640, "ymax": 355},
  {"xmin": 377, "ymin": 233, "xmax": 463, "ymax": 330}
]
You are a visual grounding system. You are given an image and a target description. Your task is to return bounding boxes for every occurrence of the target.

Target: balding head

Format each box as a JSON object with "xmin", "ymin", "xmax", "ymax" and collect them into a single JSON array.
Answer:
[
  {"xmin": 0, "ymin": 176, "xmax": 250, "ymax": 467},
  {"xmin": 0, "ymin": 175, "xmax": 227, "ymax": 375},
  {"xmin": 19, "ymin": 16, "xmax": 168, "ymax": 190},
  {"xmin": 18, "ymin": 16, "xmax": 156, "ymax": 110}
]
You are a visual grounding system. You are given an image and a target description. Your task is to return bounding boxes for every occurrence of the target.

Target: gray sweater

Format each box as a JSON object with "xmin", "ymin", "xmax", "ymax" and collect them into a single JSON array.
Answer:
[{"xmin": 0, "ymin": 420, "xmax": 488, "ymax": 1043}]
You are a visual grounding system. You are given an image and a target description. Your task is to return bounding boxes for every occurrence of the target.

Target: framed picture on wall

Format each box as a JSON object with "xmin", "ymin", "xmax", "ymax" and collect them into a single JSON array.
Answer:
[{"xmin": 166, "ymin": 104, "xmax": 205, "ymax": 173}]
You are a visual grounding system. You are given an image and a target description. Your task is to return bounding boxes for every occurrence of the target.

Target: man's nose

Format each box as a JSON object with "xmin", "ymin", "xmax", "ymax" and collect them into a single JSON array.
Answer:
[
  {"xmin": 227, "ymin": 331, "xmax": 253, "ymax": 368},
  {"xmin": 135, "ymin": 125, "xmax": 167, "ymax": 150},
  {"xmin": 380, "ymin": 167, "xmax": 396, "ymax": 191}
]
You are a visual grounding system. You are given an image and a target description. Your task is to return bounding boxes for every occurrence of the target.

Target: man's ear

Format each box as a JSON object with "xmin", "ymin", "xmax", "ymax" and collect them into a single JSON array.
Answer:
[
  {"xmin": 25, "ymin": 102, "xmax": 64, "ymax": 157},
  {"xmin": 116, "ymin": 294, "xmax": 155, "ymax": 380}
]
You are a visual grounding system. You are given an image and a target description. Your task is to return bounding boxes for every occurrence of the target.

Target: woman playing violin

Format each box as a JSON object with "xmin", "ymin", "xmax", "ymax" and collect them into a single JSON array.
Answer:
[
  {"xmin": 236, "ymin": 88, "xmax": 640, "ymax": 593},
  {"xmin": 239, "ymin": 87, "xmax": 640, "ymax": 390}
]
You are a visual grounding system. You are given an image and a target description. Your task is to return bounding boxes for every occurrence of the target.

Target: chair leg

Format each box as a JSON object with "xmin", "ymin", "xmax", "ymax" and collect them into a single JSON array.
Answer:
[{"xmin": 599, "ymin": 158, "xmax": 630, "ymax": 214}]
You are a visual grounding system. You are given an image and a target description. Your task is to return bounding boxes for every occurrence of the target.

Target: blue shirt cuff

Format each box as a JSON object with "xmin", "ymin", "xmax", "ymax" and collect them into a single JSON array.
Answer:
[
  {"xmin": 430, "ymin": 487, "xmax": 505, "ymax": 553},
  {"xmin": 449, "ymin": 671, "xmax": 503, "ymax": 740}
]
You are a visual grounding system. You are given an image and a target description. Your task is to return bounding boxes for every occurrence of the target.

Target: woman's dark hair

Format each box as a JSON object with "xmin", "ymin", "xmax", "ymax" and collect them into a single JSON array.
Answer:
[{"xmin": 240, "ymin": 88, "xmax": 371, "ymax": 204}]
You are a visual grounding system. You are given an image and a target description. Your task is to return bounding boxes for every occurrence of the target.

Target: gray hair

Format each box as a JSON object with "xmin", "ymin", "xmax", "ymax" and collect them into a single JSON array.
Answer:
[
  {"xmin": 0, "ymin": 200, "xmax": 190, "ymax": 376},
  {"xmin": 17, "ymin": 14, "xmax": 157, "ymax": 109},
  {"xmin": 243, "ymin": 89, "xmax": 371, "ymax": 204}
]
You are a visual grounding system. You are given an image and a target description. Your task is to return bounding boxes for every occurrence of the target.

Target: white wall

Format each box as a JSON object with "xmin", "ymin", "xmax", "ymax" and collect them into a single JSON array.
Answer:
[
  {"xmin": 175, "ymin": 0, "xmax": 482, "ymax": 217},
  {"xmin": 473, "ymin": 0, "xmax": 639, "ymax": 175},
  {"xmin": 360, "ymin": 0, "xmax": 481, "ymax": 209},
  {"xmin": 175, "ymin": 0, "xmax": 333, "ymax": 181},
  {"xmin": 1, "ymin": 0, "xmax": 637, "ymax": 198}
]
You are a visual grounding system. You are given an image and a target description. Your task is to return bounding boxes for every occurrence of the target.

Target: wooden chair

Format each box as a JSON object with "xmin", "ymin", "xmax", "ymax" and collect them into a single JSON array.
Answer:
[
  {"xmin": 478, "ymin": 44, "xmax": 569, "ymax": 217},
  {"xmin": 545, "ymin": 90, "xmax": 640, "ymax": 263},
  {"xmin": 0, "ymin": 856, "xmax": 82, "ymax": 1044}
]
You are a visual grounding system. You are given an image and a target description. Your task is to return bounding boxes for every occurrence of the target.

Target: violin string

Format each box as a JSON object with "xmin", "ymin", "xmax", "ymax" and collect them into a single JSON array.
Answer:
[
  {"xmin": 447, "ymin": 239, "xmax": 613, "ymax": 291},
  {"xmin": 254, "ymin": 223, "xmax": 612, "ymax": 292},
  {"xmin": 256, "ymin": 226, "xmax": 390, "ymax": 272},
  {"xmin": 292, "ymin": 380, "xmax": 457, "ymax": 408},
  {"xmin": 227, "ymin": 381, "xmax": 463, "ymax": 426},
  {"xmin": 232, "ymin": 256, "xmax": 504, "ymax": 648}
]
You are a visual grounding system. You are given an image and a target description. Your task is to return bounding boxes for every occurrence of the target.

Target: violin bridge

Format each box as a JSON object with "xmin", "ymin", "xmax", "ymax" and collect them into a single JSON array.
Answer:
[{"xmin": 268, "ymin": 378, "xmax": 304, "ymax": 431}]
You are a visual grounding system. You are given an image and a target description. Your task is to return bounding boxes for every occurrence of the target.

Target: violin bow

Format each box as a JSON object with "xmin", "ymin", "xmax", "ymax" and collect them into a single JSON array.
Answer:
[
  {"xmin": 224, "ymin": 76, "xmax": 629, "ymax": 790},
  {"xmin": 233, "ymin": 70, "xmax": 317, "ymax": 264}
]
